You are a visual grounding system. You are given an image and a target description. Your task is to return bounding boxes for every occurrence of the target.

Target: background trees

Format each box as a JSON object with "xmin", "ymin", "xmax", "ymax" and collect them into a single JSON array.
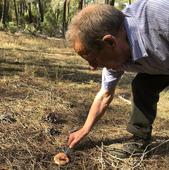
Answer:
[{"xmin": 0, "ymin": 0, "xmax": 134, "ymax": 37}]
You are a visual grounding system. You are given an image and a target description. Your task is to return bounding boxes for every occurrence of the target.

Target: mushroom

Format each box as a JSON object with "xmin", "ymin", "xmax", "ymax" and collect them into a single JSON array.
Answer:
[{"xmin": 54, "ymin": 152, "xmax": 69, "ymax": 165}]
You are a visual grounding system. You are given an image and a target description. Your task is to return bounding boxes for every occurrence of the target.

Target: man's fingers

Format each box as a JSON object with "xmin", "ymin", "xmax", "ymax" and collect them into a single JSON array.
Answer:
[
  {"xmin": 67, "ymin": 128, "xmax": 87, "ymax": 148},
  {"xmin": 69, "ymin": 140, "xmax": 77, "ymax": 149},
  {"xmin": 68, "ymin": 135, "xmax": 79, "ymax": 148},
  {"xmin": 67, "ymin": 135, "xmax": 74, "ymax": 146}
]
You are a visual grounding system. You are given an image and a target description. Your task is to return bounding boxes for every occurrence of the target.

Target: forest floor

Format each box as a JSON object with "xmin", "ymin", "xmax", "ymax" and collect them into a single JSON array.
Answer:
[{"xmin": 0, "ymin": 31, "xmax": 169, "ymax": 170}]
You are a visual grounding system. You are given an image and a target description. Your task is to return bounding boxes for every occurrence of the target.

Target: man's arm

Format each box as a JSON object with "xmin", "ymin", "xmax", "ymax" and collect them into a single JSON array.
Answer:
[{"xmin": 67, "ymin": 88, "xmax": 115, "ymax": 148}]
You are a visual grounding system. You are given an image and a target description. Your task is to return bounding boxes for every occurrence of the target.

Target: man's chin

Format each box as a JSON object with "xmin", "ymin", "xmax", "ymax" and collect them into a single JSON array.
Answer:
[
  {"xmin": 89, "ymin": 65, "xmax": 114, "ymax": 70},
  {"xmin": 104, "ymin": 65, "xmax": 113, "ymax": 69},
  {"xmin": 106, "ymin": 65, "xmax": 121, "ymax": 70}
]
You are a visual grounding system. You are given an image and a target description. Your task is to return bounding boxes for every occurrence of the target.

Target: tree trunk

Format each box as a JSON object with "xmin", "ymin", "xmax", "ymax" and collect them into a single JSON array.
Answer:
[
  {"xmin": 109, "ymin": 0, "xmax": 115, "ymax": 6},
  {"xmin": 105, "ymin": 0, "xmax": 109, "ymax": 4},
  {"xmin": 1, "ymin": 0, "xmax": 8, "ymax": 27},
  {"xmin": 13, "ymin": 0, "xmax": 18, "ymax": 25},
  {"xmin": 6, "ymin": 0, "xmax": 9, "ymax": 21},
  {"xmin": 66, "ymin": 0, "xmax": 70, "ymax": 26},
  {"xmin": 19, "ymin": 1, "xmax": 24, "ymax": 26},
  {"xmin": 56, "ymin": 8, "xmax": 60, "ymax": 27},
  {"xmin": 78, "ymin": 0, "xmax": 83, "ymax": 10},
  {"xmin": 28, "ymin": 2, "xmax": 33, "ymax": 23},
  {"xmin": 37, "ymin": 0, "xmax": 43, "ymax": 22},
  {"xmin": 129, "ymin": 0, "xmax": 131, "ymax": 4},
  {"xmin": 62, "ymin": 0, "xmax": 67, "ymax": 36},
  {"xmin": 0, "ymin": 1, "xmax": 2, "ymax": 21}
]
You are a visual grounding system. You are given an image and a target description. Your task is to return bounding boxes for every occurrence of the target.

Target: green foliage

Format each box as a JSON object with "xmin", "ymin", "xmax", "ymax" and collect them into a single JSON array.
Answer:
[
  {"xmin": 51, "ymin": 0, "xmax": 64, "ymax": 12},
  {"xmin": 24, "ymin": 24, "xmax": 36, "ymax": 34},
  {"xmin": 115, "ymin": 0, "xmax": 135, "ymax": 9},
  {"xmin": 7, "ymin": 22, "xmax": 18, "ymax": 33},
  {"xmin": 42, "ymin": 9, "xmax": 61, "ymax": 36},
  {"xmin": 85, "ymin": 0, "xmax": 94, "ymax": 4},
  {"xmin": 2, "ymin": 0, "xmax": 135, "ymax": 36}
]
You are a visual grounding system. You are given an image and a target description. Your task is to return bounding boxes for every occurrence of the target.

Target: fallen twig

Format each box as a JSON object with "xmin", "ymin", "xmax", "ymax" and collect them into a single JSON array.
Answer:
[{"xmin": 118, "ymin": 95, "xmax": 131, "ymax": 105}]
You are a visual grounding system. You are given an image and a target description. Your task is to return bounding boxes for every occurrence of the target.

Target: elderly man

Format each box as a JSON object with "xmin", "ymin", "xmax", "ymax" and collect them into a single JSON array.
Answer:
[{"xmin": 66, "ymin": 0, "xmax": 169, "ymax": 155}]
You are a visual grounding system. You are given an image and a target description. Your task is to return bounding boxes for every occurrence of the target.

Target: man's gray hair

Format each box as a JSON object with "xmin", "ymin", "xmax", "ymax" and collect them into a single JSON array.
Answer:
[{"xmin": 66, "ymin": 4, "xmax": 125, "ymax": 50}]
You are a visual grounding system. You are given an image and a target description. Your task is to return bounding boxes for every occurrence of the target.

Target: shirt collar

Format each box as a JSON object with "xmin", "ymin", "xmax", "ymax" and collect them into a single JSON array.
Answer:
[{"xmin": 124, "ymin": 16, "xmax": 148, "ymax": 62}]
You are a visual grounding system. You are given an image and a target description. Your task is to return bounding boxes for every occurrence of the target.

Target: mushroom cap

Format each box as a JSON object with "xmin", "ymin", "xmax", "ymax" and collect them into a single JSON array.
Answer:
[{"xmin": 54, "ymin": 152, "xmax": 69, "ymax": 166}]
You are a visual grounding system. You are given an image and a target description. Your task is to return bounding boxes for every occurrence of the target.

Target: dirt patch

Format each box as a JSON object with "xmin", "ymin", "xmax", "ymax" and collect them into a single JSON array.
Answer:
[{"xmin": 0, "ymin": 31, "xmax": 169, "ymax": 170}]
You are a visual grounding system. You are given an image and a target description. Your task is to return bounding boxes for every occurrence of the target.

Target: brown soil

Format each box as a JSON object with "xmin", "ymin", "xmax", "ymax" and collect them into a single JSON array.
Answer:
[{"xmin": 0, "ymin": 31, "xmax": 169, "ymax": 170}]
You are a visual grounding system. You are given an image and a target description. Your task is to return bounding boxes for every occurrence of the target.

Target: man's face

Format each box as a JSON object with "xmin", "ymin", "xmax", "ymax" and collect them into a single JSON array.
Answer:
[{"xmin": 74, "ymin": 36, "xmax": 129, "ymax": 70}]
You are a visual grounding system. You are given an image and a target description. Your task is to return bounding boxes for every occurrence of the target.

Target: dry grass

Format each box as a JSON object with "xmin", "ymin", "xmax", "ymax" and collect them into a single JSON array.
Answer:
[{"xmin": 0, "ymin": 31, "xmax": 169, "ymax": 170}]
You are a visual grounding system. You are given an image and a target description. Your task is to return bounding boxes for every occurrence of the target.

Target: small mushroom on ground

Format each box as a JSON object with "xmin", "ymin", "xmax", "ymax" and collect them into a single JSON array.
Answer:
[{"xmin": 54, "ymin": 152, "xmax": 69, "ymax": 165}]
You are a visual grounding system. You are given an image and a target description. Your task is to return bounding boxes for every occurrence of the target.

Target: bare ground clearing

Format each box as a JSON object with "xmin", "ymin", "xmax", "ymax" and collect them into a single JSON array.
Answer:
[{"xmin": 0, "ymin": 31, "xmax": 169, "ymax": 170}]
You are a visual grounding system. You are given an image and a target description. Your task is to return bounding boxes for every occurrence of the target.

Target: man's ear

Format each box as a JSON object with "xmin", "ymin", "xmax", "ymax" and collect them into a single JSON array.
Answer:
[{"xmin": 102, "ymin": 34, "xmax": 116, "ymax": 48}]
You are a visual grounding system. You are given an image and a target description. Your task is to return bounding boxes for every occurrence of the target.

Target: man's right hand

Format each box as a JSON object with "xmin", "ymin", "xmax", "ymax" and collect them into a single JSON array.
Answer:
[{"xmin": 67, "ymin": 127, "xmax": 89, "ymax": 148}]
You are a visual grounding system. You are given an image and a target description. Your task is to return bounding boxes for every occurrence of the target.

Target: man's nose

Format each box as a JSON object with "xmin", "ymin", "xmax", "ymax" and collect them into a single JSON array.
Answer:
[{"xmin": 89, "ymin": 66, "xmax": 97, "ymax": 70}]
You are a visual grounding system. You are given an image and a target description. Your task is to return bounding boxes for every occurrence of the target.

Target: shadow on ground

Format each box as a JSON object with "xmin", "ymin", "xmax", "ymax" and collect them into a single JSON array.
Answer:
[
  {"xmin": 0, "ymin": 57, "xmax": 101, "ymax": 83},
  {"xmin": 75, "ymin": 135, "xmax": 169, "ymax": 157}
]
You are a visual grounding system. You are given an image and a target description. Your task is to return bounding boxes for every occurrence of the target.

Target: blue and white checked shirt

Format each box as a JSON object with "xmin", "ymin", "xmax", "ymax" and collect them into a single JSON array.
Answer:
[{"xmin": 102, "ymin": 0, "xmax": 169, "ymax": 90}]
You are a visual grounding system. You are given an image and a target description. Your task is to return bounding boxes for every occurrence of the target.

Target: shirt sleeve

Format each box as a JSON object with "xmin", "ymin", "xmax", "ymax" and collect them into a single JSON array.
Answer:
[{"xmin": 101, "ymin": 68, "xmax": 124, "ymax": 91}]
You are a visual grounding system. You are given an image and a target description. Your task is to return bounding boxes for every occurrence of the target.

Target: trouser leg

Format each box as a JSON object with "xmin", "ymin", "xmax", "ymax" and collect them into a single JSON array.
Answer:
[{"xmin": 127, "ymin": 73, "xmax": 169, "ymax": 139}]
